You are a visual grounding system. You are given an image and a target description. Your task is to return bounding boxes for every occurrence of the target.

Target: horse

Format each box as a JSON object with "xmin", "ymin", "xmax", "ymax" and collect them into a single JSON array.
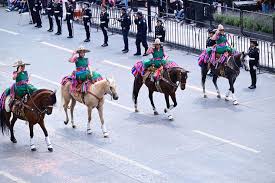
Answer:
[
  {"xmin": 61, "ymin": 78, "xmax": 118, "ymax": 137},
  {"xmin": 201, "ymin": 52, "xmax": 246, "ymax": 105},
  {"xmin": 132, "ymin": 66, "xmax": 189, "ymax": 120},
  {"xmin": 0, "ymin": 89, "xmax": 57, "ymax": 151}
]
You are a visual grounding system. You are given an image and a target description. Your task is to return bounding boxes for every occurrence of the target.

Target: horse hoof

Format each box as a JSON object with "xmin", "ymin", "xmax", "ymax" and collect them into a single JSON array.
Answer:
[
  {"xmin": 233, "ymin": 100, "xmax": 239, "ymax": 105},
  {"xmin": 164, "ymin": 109, "xmax": 167, "ymax": 113},
  {"xmin": 10, "ymin": 138, "xmax": 17, "ymax": 143},
  {"xmin": 168, "ymin": 115, "xmax": 174, "ymax": 121},
  {"xmin": 217, "ymin": 95, "xmax": 221, "ymax": 99},
  {"xmin": 64, "ymin": 121, "xmax": 69, "ymax": 125},
  {"xmin": 135, "ymin": 109, "xmax": 139, "ymax": 113},
  {"xmin": 103, "ymin": 132, "xmax": 109, "ymax": 138},
  {"xmin": 72, "ymin": 125, "xmax": 76, "ymax": 129},
  {"xmin": 87, "ymin": 129, "xmax": 92, "ymax": 135},
  {"xmin": 48, "ymin": 147, "xmax": 53, "ymax": 152},
  {"xmin": 154, "ymin": 111, "xmax": 159, "ymax": 115},
  {"xmin": 203, "ymin": 95, "xmax": 207, "ymax": 98},
  {"xmin": 31, "ymin": 147, "xmax": 36, "ymax": 151},
  {"xmin": 225, "ymin": 97, "xmax": 229, "ymax": 101}
]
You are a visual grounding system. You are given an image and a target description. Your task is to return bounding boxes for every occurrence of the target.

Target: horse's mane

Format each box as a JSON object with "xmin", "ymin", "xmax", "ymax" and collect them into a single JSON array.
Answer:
[{"xmin": 31, "ymin": 89, "xmax": 54, "ymax": 98}]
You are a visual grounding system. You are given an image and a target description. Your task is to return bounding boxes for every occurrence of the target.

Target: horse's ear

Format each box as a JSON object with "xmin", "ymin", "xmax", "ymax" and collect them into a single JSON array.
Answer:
[
  {"xmin": 53, "ymin": 89, "xmax": 57, "ymax": 94},
  {"xmin": 185, "ymin": 70, "xmax": 190, "ymax": 73}
]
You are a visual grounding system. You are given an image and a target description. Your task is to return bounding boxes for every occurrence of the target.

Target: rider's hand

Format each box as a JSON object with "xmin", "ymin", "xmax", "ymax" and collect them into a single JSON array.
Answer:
[{"xmin": 253, "ymin": 66, "xmax": 257, "ymax": 70}]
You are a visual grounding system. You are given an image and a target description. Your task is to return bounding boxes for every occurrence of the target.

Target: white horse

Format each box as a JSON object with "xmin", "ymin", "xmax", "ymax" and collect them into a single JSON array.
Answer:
[{"xmin": 61, "ymin": 78, "xmax": 118, "ymax": 137}]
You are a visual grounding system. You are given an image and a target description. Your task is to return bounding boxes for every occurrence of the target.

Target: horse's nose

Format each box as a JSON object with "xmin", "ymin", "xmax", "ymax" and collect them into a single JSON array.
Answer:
[{"xmin": 113, "ymin": 95, "xmax": 119, "ymax": 100}]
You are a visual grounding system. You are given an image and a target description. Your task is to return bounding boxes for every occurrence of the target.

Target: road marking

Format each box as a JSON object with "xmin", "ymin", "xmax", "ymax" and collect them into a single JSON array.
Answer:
[
  {"xmin": 105, "ymin": 100, "xmax": 134, "ymax": 112},
  {"xmin": 40, "ymin": 41, "xmax": 73, "ymax": 53},
  {"xmin": 0, "ymin": 28, "xmax": 19, "ymax": 35},
  {"xmin": 103, "ymin": 60, "xmax": 132, "ymax": 70},
  {"xmin": 193, "ymin": 130, "xmax": 260, "ymax": 154},
  {"xmin": 0, "ymin": 171, "xmax": 28, "ymax": 183},
  {"xmin": 31, "ymin": 74, "xmax": 61, "ymax": 86}
]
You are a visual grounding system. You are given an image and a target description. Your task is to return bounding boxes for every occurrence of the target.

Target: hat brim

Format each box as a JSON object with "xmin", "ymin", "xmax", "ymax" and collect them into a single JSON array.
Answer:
[
  {"xmin": 12, "ymin": 63, "xmax": 30, "ymax": 67},
  {"xmin": 76, "ymin": 49, "xmax": 90, "ymax": 53},
  {"xmin": 153, "ymin": 42, "xmax": 162, "ymax": 45}
]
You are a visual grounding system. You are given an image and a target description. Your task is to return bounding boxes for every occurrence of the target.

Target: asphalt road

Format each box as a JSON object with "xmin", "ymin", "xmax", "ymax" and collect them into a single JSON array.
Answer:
[{"xmin": 0, "ymin": 8, "xmax": 275, "ymax": 183}]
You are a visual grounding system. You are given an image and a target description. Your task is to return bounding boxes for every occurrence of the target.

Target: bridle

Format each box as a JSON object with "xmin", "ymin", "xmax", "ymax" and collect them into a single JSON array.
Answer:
[{"xmin": 163, "ymin": 67, "xmax": 187, "ymax": 90}]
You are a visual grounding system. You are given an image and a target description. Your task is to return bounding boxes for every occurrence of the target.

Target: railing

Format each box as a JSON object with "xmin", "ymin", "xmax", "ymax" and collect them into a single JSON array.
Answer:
[{"xmin": 83, "ymin": 4, "xmax": 275, "ymax": 71}]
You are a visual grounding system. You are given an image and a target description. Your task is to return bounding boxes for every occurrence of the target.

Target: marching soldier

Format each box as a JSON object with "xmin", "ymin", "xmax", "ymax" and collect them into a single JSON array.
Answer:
[
  {"xmin": 134, "ymin": 11, "xmax": 148, "ymax": 56},
  {"xmin": 100, "ymin": 5, "xmax": 109, "ymax": 47},
  {"xmin": 28, "ymin": 0, "xmax": 36, "ymax": 24},
  {"xmin": 117, "ymin": 7, "xmax": 131, "ymax": 53},
  {"xmin": 46, "ymin": 0, "xmax": 54, "ymax": 32},
  {"xmin": 33, "ymin": 0, "xmax": 42, "ymax": 28},
  {"xmin": 66, "ymin": 0, "xmax": 74, "ymax": 38},
  {"xmin": 155, "ymin": 19, "xmax": 165, "ymax": 43},
  {"xmin": 53, "ymin": 0, "xmax": 63, "ymax": 35},
  {"xmin": 246, "ymin": 39, "xmax": 260, "ymax": 89},
  {"xmin": 83, "ymin": 2, "xmax": 92, "ymax": 42}
]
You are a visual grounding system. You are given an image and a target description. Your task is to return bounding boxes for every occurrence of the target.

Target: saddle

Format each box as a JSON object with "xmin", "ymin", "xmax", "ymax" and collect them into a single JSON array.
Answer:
[
  {"xmin": 10, "ymin": 95, "xmax": 28, "ymax": 117},
  {"xmin": 142, "ymin": 66, "xmax": 164, "ymax": 83}
]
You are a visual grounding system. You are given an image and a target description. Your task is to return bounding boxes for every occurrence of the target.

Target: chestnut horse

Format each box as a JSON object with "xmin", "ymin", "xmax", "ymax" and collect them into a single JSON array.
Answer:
[
  {"xmin": 132, "ymin": 67, "xmax": 189, "ymax": 120},
  {"xmin": 0, "ymin": 89, "xmax": 57, "ymax": 151}
]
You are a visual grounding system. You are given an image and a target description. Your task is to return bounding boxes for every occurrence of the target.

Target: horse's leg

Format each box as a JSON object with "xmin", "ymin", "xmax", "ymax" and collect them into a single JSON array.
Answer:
[
  {"xmin": 201, "ymin": 64, "xmax": 208, "ymax": 98},
  {"xmin": 164, "ymin": 94, "xmax": 173, "ymax": 121},
  {"xmin": 132, "ymin": 75, "xmax": 143, "ymax": 112},
  {"xmin": 29, "ymin": 123, "xmax": 36, "ymax": 151},
  {"xmin": 87, "ymin": 106, "xmax": 92, "ymax": 134},
  {"xmin": 231, "ymin": 77, "xmax": 238, "ymax": 105},
  {"xmin": 149, "ymin": 90, "xmax": 158, "ymax": 115},
  {"xmin": 97, "ymin": 105, "xmax": 108, "ymax": 138},
  {"xmin": 10, "ymin": 116, "xmax": 17, "ymax": 143},
  {"xmin": 63, "ymin": 96, "xmax": 70, "ymax": 125},
  {"xmin": 212, "ymin": 75, "xmax": 221, "ymax": 98},
  {"xmin": 70, "ymin": 98, "xmax": 77, "ymax": 128},
  {"xmin": 170, "ymin": 92, "xmax": 177, "ymax": 110},
  {"xmin": 39, "ymin": 120, "xmax": 53, "ymax": 152}
]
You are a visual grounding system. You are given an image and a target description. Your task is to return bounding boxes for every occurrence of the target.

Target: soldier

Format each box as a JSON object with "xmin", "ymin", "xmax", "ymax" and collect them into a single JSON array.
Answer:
[
  {"xmin": 206, "ymin": 28, "xmax": 216, "ymax": 48},
  {"xmin": 155, "ymin": 19, "xmax": 165, "ymax": 43},
  {"xmin": 33, "ymin": 0, "xmax": 42, "ymax": 28},
  {"xmin": 66, "ymin": 0, "xmax": 74, "ymax": 38},
  {"xmin": 100, "ymin": 5, "xmax": 109, "ymax": 47},
  {"xmin": 134, "ymin": 11, "xmax": 148, "ymax": 56},
  {"xmin": 46, "ymin": 0, "xmax": 54, "ymax": 32},
  {"xmin": 246, "ymin": 39, "xmax": 259, "ymax": 89},
  {"xmin": 28, "ymin": 0, "xmax": 36, "ymax": 24},
  {"xmin": 117, "ymin": 7, "xmax": 131, "ymax": 53},
  {"xmin": 83, "ymin": 2, "xmax": 92, "ymax": 42},
  {"xmin": 53, "ymin": 0, "xmax": 63, "ymax": 35}
]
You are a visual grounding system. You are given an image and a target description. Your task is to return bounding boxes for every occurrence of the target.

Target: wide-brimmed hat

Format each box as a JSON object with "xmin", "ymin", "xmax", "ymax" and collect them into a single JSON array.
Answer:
[
  {"xmin": 12, "ymin": 60, "xmax": 30, "ymax": 67},
  {"xmin": 76, "ymin": 46, "xmax": 90, "ymax": 53},
  {"xmin": 83, "ymin": 2, "xmax": 90, "ymax": 7},
  {"xmin": 157, "ymin": 19, "xmax": 163, "ymax": 24},
  {"xmin": 250, "ymin": 39, "xmax": 258, "ymax": 46},
  {"xmin": 207, "ymin": 28, "xmax": 215, "ymax": 34},
  {"xmin": 218, "ymin": 24, "xmax": 224, "ymax": 31},
  {"xmin": 152, "ymin": 38, "xmax": 162, "ymax": 45},
  {"xmin": 136, "ymin": 11, "xmax": 142, "ymax": 16}
]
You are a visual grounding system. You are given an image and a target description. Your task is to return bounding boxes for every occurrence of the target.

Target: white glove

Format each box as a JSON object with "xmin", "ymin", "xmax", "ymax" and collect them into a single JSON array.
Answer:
[
  {"xmin": 253, "ymin": 66, "xmax": 257, "ymax": 70},
  {"xmin": 58, "ymin": 17, "xmax": 61, "ymax": 20},
  {"xmin": 70, "ymin": 20, "xmax": 73, "ymax": 24}
]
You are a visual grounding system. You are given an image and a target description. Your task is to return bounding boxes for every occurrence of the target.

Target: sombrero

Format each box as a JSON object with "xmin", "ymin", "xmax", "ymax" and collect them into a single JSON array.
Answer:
[
  {"xmin": 12, "ymin": 60, "xmax": 30, "ymax": 67},
  {"xmin": 76, "ymin": 46, "xmax": 90, "ymax": 53},
  {"xmin": 152, "ymin": 38, "xmax": 162, "ymax": 45},
  {"xmin": 217, "ymin": 24, "xmax": 224, "ymax": 31}
]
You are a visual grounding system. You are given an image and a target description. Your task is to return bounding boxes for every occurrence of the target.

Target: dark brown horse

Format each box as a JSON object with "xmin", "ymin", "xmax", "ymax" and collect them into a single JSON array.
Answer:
[
  {"xmin": 201, "ymin": 52, "xmax": 246, "ymax": 105},
  {"xmin": 0, "ymin": 89, "xmax": 56, "ymax": 151},
  {"xmin": 132, "ymin": 67, "xmax": 189, "ymax": 120}
]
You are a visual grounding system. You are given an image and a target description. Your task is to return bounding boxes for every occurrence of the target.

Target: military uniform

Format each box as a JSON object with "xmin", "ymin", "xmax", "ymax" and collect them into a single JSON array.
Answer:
[
  {"xmin": 134, "ymin": 12, "xmax": 148, "ymax": 56},
  {"xmin": 206, "ymin": 37, "xmax": 216, "ymax": 48},
  {"xmin": 100, "ymin": 10, "xmax": 109, "ymax": 47},
  {"xmin": 66, "ymin": 0, "xmax": 74, "ymax": 38},
  {"xmin": 53, "ymin": 1, "xmax": 63, "ymax": 35},
  {"xmin": 247, "ymin": 40, "xmax": 259, "ymax": 89},
  {"xmin": 46, "ymin": 0, "xmax": 54, "ymax": 32},
  {"xmin": 83, "ymin": 3, "xmax": 92, "ymax": 42},
  {"xmin": 33, "ymin": 0, "xmax": 42, "ymax": 28},
  {"xmin": 118, "ymin": 9, "xmax": 131, "ymax": 52},
  {"xmin": 155, "ymin": 23, "xmax": 165, "ymax": 42}
]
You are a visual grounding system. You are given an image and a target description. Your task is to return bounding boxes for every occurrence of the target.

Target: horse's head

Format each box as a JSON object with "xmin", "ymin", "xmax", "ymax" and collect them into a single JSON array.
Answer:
[
  {"xmin": 38, "ymin": 90, "xmax": 57, "ymax": 115},
  {"xmin": 106, "ymin": 78, "xmax": 119, "ymax": 100},
  {"xmin": 171, "ymin": 68, "xmax": 189, "ymax": 90},
  {"xmin": 232, "ymin": 51, "xmax": 247, "ymax": 70}
]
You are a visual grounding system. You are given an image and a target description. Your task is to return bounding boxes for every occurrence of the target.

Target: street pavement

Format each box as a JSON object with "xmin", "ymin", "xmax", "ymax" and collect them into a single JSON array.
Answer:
[{"xmin": 0, "ymin": 8, "xmax": 275, "ymax": 183}]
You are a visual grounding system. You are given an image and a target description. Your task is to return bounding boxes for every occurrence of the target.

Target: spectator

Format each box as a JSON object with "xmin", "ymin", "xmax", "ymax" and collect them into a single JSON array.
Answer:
[
  {"xmin": 262, "ymin": 0, "xmax": 270, "ymax": 13},
  {"xmin": 155, "ymin": 19, "xmax": 166, "ymax": 42}
]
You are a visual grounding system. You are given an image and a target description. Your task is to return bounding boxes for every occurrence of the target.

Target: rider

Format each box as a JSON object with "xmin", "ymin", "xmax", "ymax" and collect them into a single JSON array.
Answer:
[
  {"xmin": 143, "ymin": 38, "xmax": 168, "ymax": 81},
  {"xmin": 199, "ymin": 24, "xmax": 235, "ymax": 66},
  {"xmin": 69, "ymin": 46, "xmax": 102, "ymax": 93}
]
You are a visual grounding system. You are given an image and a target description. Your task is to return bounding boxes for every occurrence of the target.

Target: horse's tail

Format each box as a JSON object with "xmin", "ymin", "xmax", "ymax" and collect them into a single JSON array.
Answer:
[{"xmin": 0, "ymin": 109, "xmax": 8, "ymax": 135}]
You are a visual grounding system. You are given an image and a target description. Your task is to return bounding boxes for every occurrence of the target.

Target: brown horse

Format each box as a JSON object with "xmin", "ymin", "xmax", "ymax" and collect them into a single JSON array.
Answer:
[
  {"xmin": 201, "ymin": 52, "xmax": 246, "ymax": 105},
  {"xmin": 0, "ymin": 89, "xmax": 57, "ymax": 151},
  {"xmin": 132, "ymin": 67, "xmax": 189, "ymax": 120}
]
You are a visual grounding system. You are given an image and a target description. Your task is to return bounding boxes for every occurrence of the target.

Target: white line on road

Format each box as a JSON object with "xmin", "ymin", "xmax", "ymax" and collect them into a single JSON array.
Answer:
[
  {"xmin": 40, "ymin": 41, "xmax": 73, "ymax": 53},
  {"xmin": 31, "ymin": 74, "xmax": 61, "ymax": 86},
  {"xmin": 0, "ymin": 171, "xmax": 28, "ymax": 183},
  {"xmin": 103, "ymin": 60, "xmax": 132, "ymax": 70},
  {"xmin": 0, "ymin": 28, "xmax": 19, "ymax": 35},
  {"xmin": 193, "ymin": 130, "xmax": 260, "ymax": 154}
]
